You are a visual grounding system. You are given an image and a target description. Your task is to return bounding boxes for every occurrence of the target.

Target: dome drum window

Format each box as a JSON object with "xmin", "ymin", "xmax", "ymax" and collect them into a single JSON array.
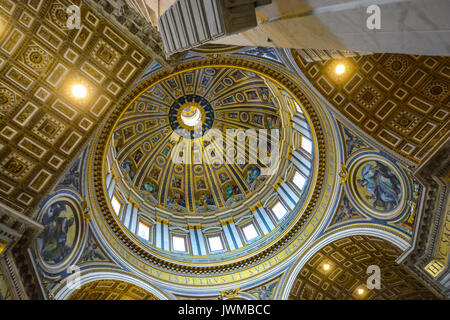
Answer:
[
  {"xmin": 301, "ymin": 136, "xmax": 313, "ymax": 155},
  {"xmin": 138, "ymin": 221, "xmax": 150, "ymax": 241},
  {"xmin": 111, "ymin": 195, "xmax": 122, "ymax": 216},
  {"xmin": 172, "ymin": 235, "xmax": 187, "ymax": 253},
  {"xmin": 271, "ymin": 201, "xmax": 288, "ymax": 221},
  {"xmin": 292, "ymin": 171, "xmax": 307, "ymax": 191},
  {"xmin": 207, "ymin": 235, "xmax": 225, "ymax": 252},
  {"xmin": 241, "ymin": 223, "xmax": 259, "ymax": 243}
]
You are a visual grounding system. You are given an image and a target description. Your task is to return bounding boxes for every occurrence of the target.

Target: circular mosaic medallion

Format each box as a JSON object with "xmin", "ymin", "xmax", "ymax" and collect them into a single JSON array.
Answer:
[
  {"xmin": 174, "ymin": 164, "xmax": 184, "ymax": 174},
  {"xmin": 136, "ymin": 122, "xmax": 145, "ymax": 133},
  {"xmin": 240, "ymin": 112, "xmax": 250, "ymax": 123},
  {"xmin": 235, "ymin": 93, "xmax": 245, "ymax": 103},
  {"xmin": 193, "ymin": 165, "xmax": 204, "ymax": 175},
  {"xmin": 223, "ymin": 77, "xmax": 233, "ymax": 86},
  {"xmin": 156, "ymin": 156, "xmax": 166, "ymax": 166},
  {"xmin": 137, "ymin": 102, "xmax": 146, "ymax": 112},
  {"xmin": 349, "ymin": 157, "xmax": 406, "ymax": 219},
  {"xmin": 37, "ymin": 199, "xmax": 81, "ymax": 270},
  {"xmin": 143, "ymin": 142, "xmax": 151, "ymax": 152}
]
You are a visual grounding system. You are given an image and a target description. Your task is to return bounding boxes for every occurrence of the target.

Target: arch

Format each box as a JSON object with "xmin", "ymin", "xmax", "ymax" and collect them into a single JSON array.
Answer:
[
  {"xmin": 222, "ymin": 292, "xmax": 255, "ymax": 300},
  {"xmin": 86, "ymin": 55, "xmax": 336, "ymax": 280},
  {"xmin": 53, "ymin": 270, "xmax": 171, "ymax": 300},
  {"xmin": 279, "ymin": 225, "xmax": 410, "ymax": 300}
]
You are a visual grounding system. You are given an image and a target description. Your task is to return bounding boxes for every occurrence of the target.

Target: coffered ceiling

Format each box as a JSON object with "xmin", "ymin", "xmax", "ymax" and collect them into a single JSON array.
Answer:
[
  {"xmin": 292, "ymin": 51, "xmax": 450, "ymax": 168},
  {"xmin": 0, "ymin": 0, "xmax": 154, "ymax": 216},
  {"xmin": 289, "ymin": 236, "xmax": 440, "ymax": 300},
  {"xmin": 68, "ymin": 279, "xmax": 159, "ymax": 300}
]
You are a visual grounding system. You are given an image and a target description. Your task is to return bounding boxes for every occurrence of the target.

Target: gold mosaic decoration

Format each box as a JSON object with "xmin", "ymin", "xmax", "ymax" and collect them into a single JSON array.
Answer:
[
  {"xmin": 289, "ymin": 235, "xmax": 440, "ymax": 300},
  {"xmin": 292, "ymin": 51, "xmax": 450, "ymax": 167},
  {"xmin": 0, "ymin": 0, "xmax": 152, "ymax": 215},
  {"xmin": 89, "ymin": 56, "xmax": 330, "ymax": 277},
  {"xmin": 68, "ymin": 279, "xmax": 159, "ymax": 300}
]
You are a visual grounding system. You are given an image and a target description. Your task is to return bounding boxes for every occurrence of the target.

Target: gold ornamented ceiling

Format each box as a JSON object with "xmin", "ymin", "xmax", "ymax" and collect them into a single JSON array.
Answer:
[
  {"xmin": 292, "ymin": 51, "xmax": 450, "ymax": 167},
  {"xmin": 68, "ymin": 279, "xmax": 158, "ymax": 300},
  {"xmin": 289, "ymin": 236, "xmax": 440, "ymax": 300},
  {"xmin": 90, "ymin": 55, "xmax": 329, "ymax": 276},
  {"xmin": 0, "ymin": 0, "xmax": 152, "ymax": 215},
  {"xmin": 112, "ymin": 66, "xmax": 285, "ymax": 215}
]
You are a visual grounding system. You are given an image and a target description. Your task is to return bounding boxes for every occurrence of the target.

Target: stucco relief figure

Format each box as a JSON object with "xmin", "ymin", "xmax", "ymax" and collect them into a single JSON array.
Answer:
[
  {"xmin": 356, "ymin": 161, "xmax": 402, "ymax": 211},
  {"xmin": 38, "ymin": 201, "xmax": 77, "ymax": 265}
]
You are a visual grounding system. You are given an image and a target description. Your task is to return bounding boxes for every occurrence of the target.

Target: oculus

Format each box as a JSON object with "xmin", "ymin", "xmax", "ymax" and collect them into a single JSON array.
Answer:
[{"xmin": 180, "ymin": 104, "xmax": 203, "ymax": 127}]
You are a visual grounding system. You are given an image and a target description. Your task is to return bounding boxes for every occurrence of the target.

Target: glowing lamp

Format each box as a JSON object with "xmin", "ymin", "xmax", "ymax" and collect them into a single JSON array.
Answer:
[{"xmin": 71, "ymin": 84, "xmax": 87, "ymax": 99}]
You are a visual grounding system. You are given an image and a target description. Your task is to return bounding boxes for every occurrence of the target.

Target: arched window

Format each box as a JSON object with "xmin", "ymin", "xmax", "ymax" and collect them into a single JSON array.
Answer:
[
  {"xmin": 272, "ymin": 201, "xmax": 288, "ymax": 220},
  {"xmin": 111, "ymin": 195, "xmax": 122, "ymax": 216}
]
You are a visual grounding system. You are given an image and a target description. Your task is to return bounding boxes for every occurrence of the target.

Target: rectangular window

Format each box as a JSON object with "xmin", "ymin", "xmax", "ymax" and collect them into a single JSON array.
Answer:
[
  {"xmin": 301, "ymin": 136, "xmax": 313, "ymax": 154},
  {"xmin": 293, "ymin": 100, "xmax": 302, "ymax": 113},
  {"xmin": 293, "ymin": 171, "xmax": 307, "ymax": 190},
  {"xmin": 111, "ymin": 195, "xmax": 122, "ymax": 216},
  {"xmin": 242, "ymin": 223, "xmax": 259, "ymax": 242},
  {"xmin": 272, "ymin": 201, "xmax": 288, "ymax": 220},
  {"xmin": 172, "ymin": 235, "xmax": 186, "ymax": 252},
  {"xmin": 137, "ymin": 222, "xmax": 150, "ymax": 241},
  {"xmin": 208, "ymin": 236, "xmax": 223, "ymax": 252}
]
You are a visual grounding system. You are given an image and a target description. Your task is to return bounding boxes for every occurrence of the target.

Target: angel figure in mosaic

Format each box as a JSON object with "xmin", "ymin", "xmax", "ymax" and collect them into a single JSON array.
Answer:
[{"xmin": 257, "ymin": 282, "xmax": 277, "ymax": 300}]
